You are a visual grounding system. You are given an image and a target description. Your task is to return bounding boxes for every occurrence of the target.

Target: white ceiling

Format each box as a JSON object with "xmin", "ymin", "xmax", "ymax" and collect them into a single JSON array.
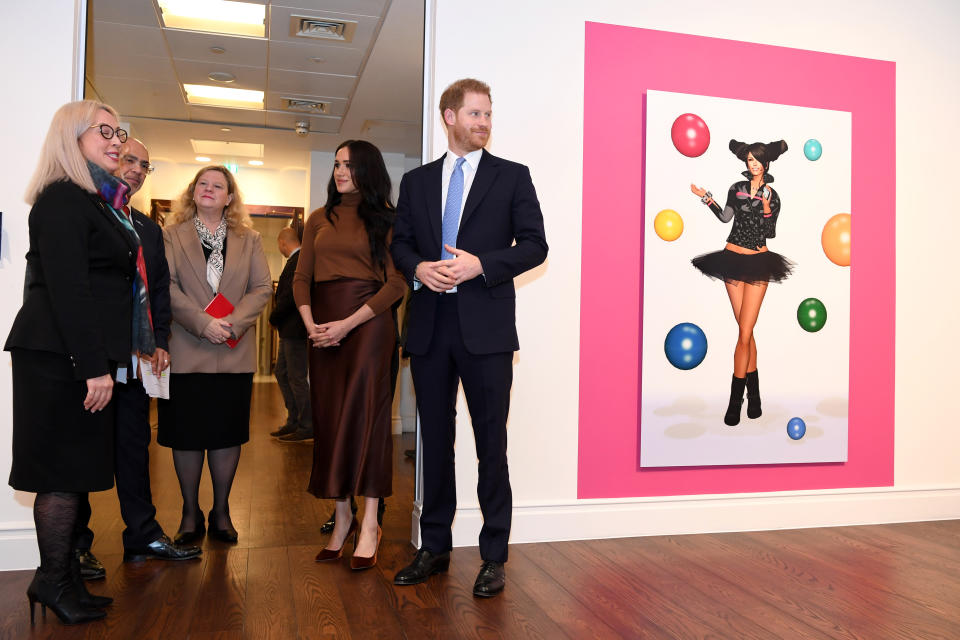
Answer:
[{"xmin": 85, "ymin": 0, "xmax": 424, "ymax": 169}]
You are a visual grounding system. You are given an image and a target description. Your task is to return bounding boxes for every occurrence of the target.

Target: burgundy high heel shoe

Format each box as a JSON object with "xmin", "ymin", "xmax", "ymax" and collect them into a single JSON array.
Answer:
[
  {"xmin": 350, "ymin": 525, "xmax": 382, "ymax": 571},
  {"xmin": 315, "ymin": 517, "xmax": 358, "ymax": 562}
]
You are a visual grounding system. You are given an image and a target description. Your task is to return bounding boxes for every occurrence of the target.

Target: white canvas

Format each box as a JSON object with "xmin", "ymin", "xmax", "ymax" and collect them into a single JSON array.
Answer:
[{"xmin": 640, "ymin": 90, "xmax": 851, "ymax": 468}]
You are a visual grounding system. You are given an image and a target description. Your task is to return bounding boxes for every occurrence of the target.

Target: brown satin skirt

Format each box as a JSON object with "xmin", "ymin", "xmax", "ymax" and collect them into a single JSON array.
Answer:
[{"xmin": 307, "ymin": 278, "xmax": 395, "ymax": 499}]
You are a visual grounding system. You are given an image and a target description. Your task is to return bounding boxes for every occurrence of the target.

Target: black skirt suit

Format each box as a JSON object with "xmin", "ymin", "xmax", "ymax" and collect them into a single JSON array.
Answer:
[{"xmin": 5, "ymin": 180, "xmax": 137, "ymax": 493}]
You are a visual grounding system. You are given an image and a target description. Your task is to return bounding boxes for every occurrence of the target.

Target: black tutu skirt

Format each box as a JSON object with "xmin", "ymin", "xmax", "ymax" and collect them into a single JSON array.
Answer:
[{"xmin": 691, "ymin": 248, "xmax": 794, "ymax": 284}]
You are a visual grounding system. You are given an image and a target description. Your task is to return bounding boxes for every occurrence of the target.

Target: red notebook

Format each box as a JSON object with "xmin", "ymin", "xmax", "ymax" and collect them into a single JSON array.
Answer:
[{"xmin": 204, "ymin": 293, "xmax": 239, "ymax": 348}]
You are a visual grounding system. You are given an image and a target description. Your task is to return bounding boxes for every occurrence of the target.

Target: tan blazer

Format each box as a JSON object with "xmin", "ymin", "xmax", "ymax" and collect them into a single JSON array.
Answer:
[{"xmin": 163, "ymin": 221, "xmax": 272, "ymax": 374}]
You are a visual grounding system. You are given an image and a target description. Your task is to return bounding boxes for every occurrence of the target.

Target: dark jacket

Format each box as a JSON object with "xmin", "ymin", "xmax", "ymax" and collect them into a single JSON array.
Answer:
[
  {"xmin": 130, "ymin": 206, "xmax": 172, "ymax": 351},
  {"xmin": 390, "ymin": 150, "xmax": 548, "ymax": 355},
  {"xmin": 269, "ymin": 248, "xmax": 307, "ymax": 339},
  {"xmin": 5, "ymin": 180, "xmax": 137, "ymax": 379}
]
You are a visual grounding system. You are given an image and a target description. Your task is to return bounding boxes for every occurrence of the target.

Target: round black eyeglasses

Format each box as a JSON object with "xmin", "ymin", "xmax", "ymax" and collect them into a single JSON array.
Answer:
[{"xmin": 89, "ymin": 123, "xmax": 128, "ymax": 143}]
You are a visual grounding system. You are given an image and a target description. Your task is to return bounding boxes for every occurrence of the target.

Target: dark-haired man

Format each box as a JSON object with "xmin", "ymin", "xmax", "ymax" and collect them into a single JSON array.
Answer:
[
  {"xmin": 75, "ymin": 139, "xmax": 201, "ymax": 578},
  {"xmin": 391, "ymin": 78, "xmax": 547, "ymax": 597}
]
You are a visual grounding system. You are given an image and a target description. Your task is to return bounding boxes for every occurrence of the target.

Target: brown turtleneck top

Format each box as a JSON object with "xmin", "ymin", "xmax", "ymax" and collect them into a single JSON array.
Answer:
[{"xmin": 292, "ymin": 191, "xmax": 407, "ymax": 316}]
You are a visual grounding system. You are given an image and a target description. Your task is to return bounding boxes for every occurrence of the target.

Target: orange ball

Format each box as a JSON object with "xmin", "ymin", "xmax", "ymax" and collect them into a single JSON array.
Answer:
[
  {"xmin": 821, "ymin": 213, "xmax": 851, "ymax": 266},
  {"xmin": 654, "ymin": 209, "xmax": 684, "ymax": 241}
]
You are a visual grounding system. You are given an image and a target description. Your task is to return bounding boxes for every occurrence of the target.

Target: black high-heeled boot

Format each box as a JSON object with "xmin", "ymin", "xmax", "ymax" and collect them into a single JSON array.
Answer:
[
  {"xmin": 724, "ymin": 375, "xmax": 746, "ymax": 426},
  {"xmin": 745, "ymin": 370, "xmax": 762, "ymax": 419},
  {"xmin": 71, "ymin": 555, "xmax": 112, "ymax": 608},
  {"xmin": 27, "ymin": 569, "xmax": 106, "ymax": 625}
]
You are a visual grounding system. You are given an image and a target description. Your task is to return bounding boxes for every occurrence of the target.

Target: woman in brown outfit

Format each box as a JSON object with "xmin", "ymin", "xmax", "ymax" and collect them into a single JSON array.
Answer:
[{"xmin": 293, "ymin": 140, "xmax": 407, "ymax": 569}]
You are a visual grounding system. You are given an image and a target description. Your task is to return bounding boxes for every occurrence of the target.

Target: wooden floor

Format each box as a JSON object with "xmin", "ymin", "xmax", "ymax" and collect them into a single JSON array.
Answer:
[{"xmin": 0, "ymin": 383, "xmax": 958, "ymax": 639}]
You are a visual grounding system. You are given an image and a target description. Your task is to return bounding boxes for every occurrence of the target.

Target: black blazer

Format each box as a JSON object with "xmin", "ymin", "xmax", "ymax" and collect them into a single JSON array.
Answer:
[
  {"xmin": 269, "ymin": 249, "xmax": 307, "ymax": 339},
  {"xmin": 5, "ymin": 180, "xmax": 137, "ymax": 379},
  {"xmin": 391, "ymin": 150, "xmax": 548, "ymax": 355},
  {"xmin": 130, "ymin": 206, "xmax": 171, "ymax": 352}
]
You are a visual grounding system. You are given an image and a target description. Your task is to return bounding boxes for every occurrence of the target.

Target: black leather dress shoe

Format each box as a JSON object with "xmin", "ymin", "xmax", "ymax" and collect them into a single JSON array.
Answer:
[
  {"xmin": 393, "ymin": 548, "xmax": 450, "ymax": 585},
  {"xmin": 208, "ymin": 511, "xmax": 238, "ymax": 543},
  {"xmin": 75, "ymin": 549, "xmax": 105, "ymax": 581},
  {"xmin": 472, "ymin": 561, "xmax": 505, "ymax": 597},
  {"xmin": 123, "ymin": 535, "xmax": 203, "ymax": 562}
]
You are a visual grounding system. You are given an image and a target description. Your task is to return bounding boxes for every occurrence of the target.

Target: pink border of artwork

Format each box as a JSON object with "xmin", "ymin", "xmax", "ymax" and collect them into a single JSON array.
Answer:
[{"xmin": 578, "ymin": 24, "xmax": 895, "ymax": 498}]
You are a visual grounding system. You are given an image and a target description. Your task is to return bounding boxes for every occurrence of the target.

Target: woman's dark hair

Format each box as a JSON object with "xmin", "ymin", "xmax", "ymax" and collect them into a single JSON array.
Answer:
[
  {"xmin": 324, "ymin": 140, "xmax": 395, "ymax": 273},
  {"xmin": 729, "ymin": 139, "xmax": 788, "ymax": 173}
]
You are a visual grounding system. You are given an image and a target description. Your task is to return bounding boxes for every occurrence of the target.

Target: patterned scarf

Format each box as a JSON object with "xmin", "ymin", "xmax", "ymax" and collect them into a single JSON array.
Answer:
[
  {"xmin": 87, "ymin": 160, "xmax": 156, "ymax": 357},
  {"xmin": 194, "ymin": 214, "xmax": 228, "ymax": 294}
]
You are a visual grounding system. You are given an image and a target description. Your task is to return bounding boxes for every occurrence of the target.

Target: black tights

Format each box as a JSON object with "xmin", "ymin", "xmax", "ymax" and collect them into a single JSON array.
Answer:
[
  {"xmin": 172, "ymin": 446, "xmax": 241, "ymax": 530},
  {"xmin": 34, "ymin": 492, "xmax": 80, "ymax": 580}
]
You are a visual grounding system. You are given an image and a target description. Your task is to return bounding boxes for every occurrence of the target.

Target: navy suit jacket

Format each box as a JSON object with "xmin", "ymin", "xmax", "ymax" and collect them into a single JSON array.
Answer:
[
  {"xmin": 268, "ymin": 249, "xmax": 307, "ymax": 339},
  {"xmin": 391, "ymin": 150, "xmax": 547, "ymax": 355},
  {"xmin": 130, "ymin": 206, "xmax": 171, "ymax": 352}
]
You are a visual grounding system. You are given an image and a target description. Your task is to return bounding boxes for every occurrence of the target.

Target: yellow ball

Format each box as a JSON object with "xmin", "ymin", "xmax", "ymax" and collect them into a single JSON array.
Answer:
[
  {"xmin": 654, "ymin": 209, "xmax": 684, "ymax": 241},
  {"xmin": 821, "ymin": 213, "xmax": 851, "ymax": 266}
]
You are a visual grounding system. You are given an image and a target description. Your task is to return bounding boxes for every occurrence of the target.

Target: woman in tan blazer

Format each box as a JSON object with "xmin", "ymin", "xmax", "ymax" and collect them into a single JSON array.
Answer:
[{"xmin": 158, "ymin": 166, "xmax": 272, "ymax": 544}]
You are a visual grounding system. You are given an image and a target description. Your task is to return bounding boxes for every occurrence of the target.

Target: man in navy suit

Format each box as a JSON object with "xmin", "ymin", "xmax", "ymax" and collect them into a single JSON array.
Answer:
[
  {"xmin": 74, "ymin": 139, "xmax": 201, "ymax": 578},
  {"xmin": 391, "ymin": 78, "xmax": 547, "ymax": 597}
]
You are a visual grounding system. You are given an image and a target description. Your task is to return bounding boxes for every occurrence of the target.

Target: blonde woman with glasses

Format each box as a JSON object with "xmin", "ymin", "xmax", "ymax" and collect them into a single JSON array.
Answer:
[{"xmin": 6, "ymin": 100, "xmax": 140, "ymax": 625}]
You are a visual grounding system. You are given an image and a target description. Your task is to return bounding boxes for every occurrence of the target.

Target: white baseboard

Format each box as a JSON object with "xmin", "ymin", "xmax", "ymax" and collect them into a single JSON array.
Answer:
[
  {"xmin": 0, "ymin": 523, "xmax": 39, "ymax": 571},
  {"xmin": 442, "ymin": 486, "xmax": 960, "ymax": 547}
]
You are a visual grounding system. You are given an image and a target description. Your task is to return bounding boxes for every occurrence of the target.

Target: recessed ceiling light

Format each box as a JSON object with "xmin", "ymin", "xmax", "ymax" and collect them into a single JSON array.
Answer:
[
  {"xmin": 310, "ymin": 57, "xmax": 325, "ymax": 64},
  {"xmin": 210, "ymin": 46, "xmax": 226, "ymax": 54},
  {"xmin": 208, "ymin": 71, "xmax": 236, "ymax": 83},
  {"xmin": 248, "ymin": 160, "xmax": 264, "ymax": 166},
  {"xmin": 196, "ymin": 156, "xmax": 212, "ymax": 162},
  {"xmin": 159, "ymin": 0, "xmax": 265, "ymax": 38},
  {"xmin": 184, "ymin": 84, "xmax": 264, "ymax": 110},
  {"xmin": 220, "ymin": 127, "xmax": 232, "ymax": 132}
]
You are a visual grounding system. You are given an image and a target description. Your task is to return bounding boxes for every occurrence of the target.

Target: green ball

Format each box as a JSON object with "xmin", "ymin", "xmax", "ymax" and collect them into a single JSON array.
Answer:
[{"xmin": 797, "ymin": 298, "xmax": 827, "ymax": 332}]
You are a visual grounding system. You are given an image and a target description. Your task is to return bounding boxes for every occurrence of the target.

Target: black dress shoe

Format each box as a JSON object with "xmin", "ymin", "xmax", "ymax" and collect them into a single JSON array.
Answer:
[
  {"xmin": 174, "ymin": 509, "xmax": 206, "ymax": 545},
  {"xmin": 208, "ymin": 510, "xmax": 238, "ymax": 543},
  {"xmin": 394, "ymin": 548, "xmax": 450, "ymax": 585},
  {"xmin": 74, "ymin": 549, "xmax": 105, "ymax": 581},
  {"xmin": 124, "ymin": 534, "xmax": 203, "ymax": 562},
  {"xmin": 320, "ymin": 498, "xmax": 358, "ymax": 534},
  {"xmin": 472, "ymin": 561, "xmax": 505, "ymax": 597}
]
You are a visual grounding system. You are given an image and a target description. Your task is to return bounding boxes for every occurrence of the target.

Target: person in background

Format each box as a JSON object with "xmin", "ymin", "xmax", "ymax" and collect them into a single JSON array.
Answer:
[
  {"xmin": 6, "ymin": 100, "xmax": 134, "ymax": 624},
  {"xmin": 158, "ymin": 166, "xmax": 272, "ymax": 545},
  {"xmin": 72, "ymin": 139, "xmax": 202, "ymax": 580},
  {"xmin": 293, "ymin": 140, "xmax": 407, "ymax": 570},
  {"xmin": 269, "ymin": 226, "xmax": 313, "ymax": 443}
]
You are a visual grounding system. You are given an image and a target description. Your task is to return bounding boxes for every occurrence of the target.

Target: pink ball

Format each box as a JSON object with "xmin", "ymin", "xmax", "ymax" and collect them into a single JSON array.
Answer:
[{"xmin": 671, "ymin": 113, "xmax": 710, "ymax": 157}]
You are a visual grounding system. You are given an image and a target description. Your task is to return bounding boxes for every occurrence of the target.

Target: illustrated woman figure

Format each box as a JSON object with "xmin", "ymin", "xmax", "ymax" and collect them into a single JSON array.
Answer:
[{"xmin": 690, "ymin": 139, "xmax": 792, "ymax": 426}]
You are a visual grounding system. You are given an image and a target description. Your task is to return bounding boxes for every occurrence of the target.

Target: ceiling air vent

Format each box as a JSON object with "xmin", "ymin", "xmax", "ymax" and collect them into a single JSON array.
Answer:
[
  {"xmin": 282, "ymin": 98, "xmax": 330, "ymax": 115},
  {"xmin": 290, "ymin": 16, "xmax": 357, "ymax": 42}
]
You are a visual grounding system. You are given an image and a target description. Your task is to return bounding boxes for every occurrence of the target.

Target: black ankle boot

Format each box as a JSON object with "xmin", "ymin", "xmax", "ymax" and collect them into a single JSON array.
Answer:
[
  {"xmin": 27, "ymin": 569, "xmax": 106, "ymax": 625},
  {"xmin": 71, "ymin": 556, "xmax": 112, "ymax": 608},
  {"xmin": 745, "ymin": 370, "xmax": 762, "ymax": 419},
  {"xmin": 724, "ymin": 375, "xmax": 746, "ymax": 426}
]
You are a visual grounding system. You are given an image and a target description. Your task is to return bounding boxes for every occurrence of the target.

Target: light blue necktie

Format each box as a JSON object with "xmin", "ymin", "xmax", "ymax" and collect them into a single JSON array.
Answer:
[{"xmin": 441, "ymin": 157, "xmax": 466, "ymax": 260}]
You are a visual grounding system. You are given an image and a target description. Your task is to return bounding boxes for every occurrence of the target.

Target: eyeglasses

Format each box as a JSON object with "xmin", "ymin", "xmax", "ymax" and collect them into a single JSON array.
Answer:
[
  {"xmin": 89, "ymin": 123, "xmax": 128, "ymax": 143},
  {"xmin": 122, "ymin": 154, "xmax": 155, "ymax": 174}
]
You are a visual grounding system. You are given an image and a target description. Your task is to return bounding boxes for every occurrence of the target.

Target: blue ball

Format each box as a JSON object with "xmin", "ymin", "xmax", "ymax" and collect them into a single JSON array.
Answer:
[
  {"xmin": 803, "ymin": 139, "xmax": 823, "ymax": 161},
  {"xmin": 664, "ymin": 322, "xmax": 708, "ymax": 370},
  {"xmin": 787, "ymin": 417, "xmax": 807, "ymax": 440}
]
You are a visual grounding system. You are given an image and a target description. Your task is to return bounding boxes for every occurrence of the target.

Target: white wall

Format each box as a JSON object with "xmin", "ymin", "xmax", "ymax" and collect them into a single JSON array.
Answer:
[
  {"xmin": 426, "ymin": 0, "xmax": 960, "ymax": 546},
  {"xmin": 0, "ymin": 0, "xmax": 85, "ymax": 570},
  {"xmin": 145, "ymin": 161, "xmax": 308, "ymax": 210}
]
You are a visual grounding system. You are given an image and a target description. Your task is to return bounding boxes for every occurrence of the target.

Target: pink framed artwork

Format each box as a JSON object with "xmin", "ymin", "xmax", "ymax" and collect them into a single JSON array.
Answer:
[{"xmin": 578, "ymin": 23, "xmax": 895, "ymax": 498}]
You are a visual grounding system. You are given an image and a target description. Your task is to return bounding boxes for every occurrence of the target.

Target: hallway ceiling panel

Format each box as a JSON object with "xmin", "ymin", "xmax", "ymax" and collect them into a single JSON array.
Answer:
[{"xmin": 86, "ymin": 0, "xmax": 423, "ymax": 168}]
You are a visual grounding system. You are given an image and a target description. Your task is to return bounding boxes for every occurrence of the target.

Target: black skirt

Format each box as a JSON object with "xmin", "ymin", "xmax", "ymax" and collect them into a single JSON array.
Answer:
[
  {"xmin": 8, "ymin": 349, "xmax": 115, "ymax": 493},
  {"xmin": 157, "ymin": 372, "xmax": 253, "ymax": 450},
  {"xmin": 691, "ymin": 248, "xmax": 794, "ymax": 284}
]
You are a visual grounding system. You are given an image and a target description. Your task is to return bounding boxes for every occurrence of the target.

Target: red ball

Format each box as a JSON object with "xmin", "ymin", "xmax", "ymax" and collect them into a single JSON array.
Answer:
[{"xmin": 671, "ymin": 113, "xmax": 710, "ymax": 157}]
